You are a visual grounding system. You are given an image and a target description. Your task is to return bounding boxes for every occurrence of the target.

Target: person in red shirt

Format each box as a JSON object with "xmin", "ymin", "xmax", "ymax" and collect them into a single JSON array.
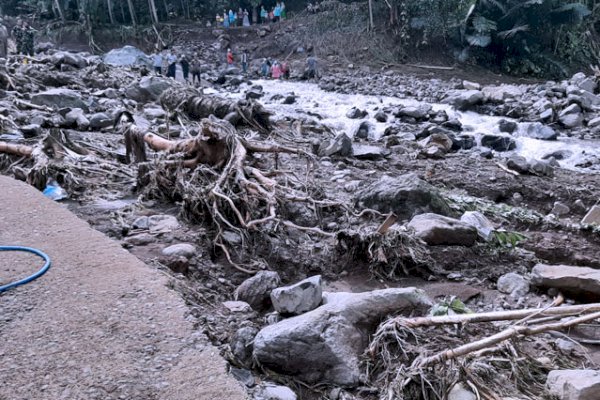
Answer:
[
  {"xmin": 271, "ymin": 61, "xmax": 282, "ymax": 79},
  {"xmin": 227, "ymin": 48, "xmax": 234, "ymax": 66}
]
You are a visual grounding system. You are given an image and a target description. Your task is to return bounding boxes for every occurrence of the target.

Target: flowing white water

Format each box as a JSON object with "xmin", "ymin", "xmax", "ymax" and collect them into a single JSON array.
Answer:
[{"xmin": 216, "ymin": 79, "xmax": 600, "ymax": 172}]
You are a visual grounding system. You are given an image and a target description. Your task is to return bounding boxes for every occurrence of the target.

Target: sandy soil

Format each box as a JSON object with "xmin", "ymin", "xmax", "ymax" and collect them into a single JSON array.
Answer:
[{"xmin": 0, "ymin": 176, "xmax": 247, "ymax": 400}]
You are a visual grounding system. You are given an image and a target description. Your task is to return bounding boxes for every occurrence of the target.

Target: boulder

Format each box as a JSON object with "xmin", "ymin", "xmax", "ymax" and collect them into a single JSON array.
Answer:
[
  {"xmin": 88, "ymin": 112, "xmax": 113, "ymax": 129},
  {"xmin": 498, "ymin": 119, "xmax": 518, "ymax": 134},
  {"xmin": 481, "ymin": 135, "xmax": 516, "ymax": 152},
  {"xmin": 530, "ymin": 159, "xmax": 555, "ymax": 177},
  {"xmin": 506, "ymin": 155, "xmax": 531, "ymax": 174},
  {"xmin": 144, "ymin": 107, "xmax": 167, "ymax": 119},
  {"xmin": 352, "ymin": 144, "xmax": 387, "ymax": 160},
  {"xmin": 396, "ymin": 103, "xmax": 432, "ymax": 119},
  {"xmin": 65, "ymin": 108, "xmax": 90, "ymax": 130},
  {"xmin": 374, "ymin": 110, "xmax": 387, "ymax": 122},
  {"xmin": 451, "ymin": 135, "xmax": 475, "ymax": 151},
  {"xmin": 253, "ymin": 288, "xmax": 432, "ymax": 386},
  {"xmin": 230, "ymin": 326, "xmax": 259, "ymax": 366},
  {"xmin": 520, "ymin": 122, "xmax": 558, "ymax": 140},
  {"xmin": 125, "ymin": 76, "xmax": 171, "ymax": 103},
  {"xmin": 161, "ymin": 243, "xmax": 196, "ymax": 259},
  {"xmin": 147, "ymin": 214, "xmax": 179, "ymax": 233},
  {"xmin": 462, "ymin": 80, "xmax": 481, "ymax": 91},
  {"xmin": 550, "ymin": 201, "xmax": 570, "ymax": 217},
  {"xmin": 460, "ymin": 211, "xmax": 494, "ymax": 241},
  {"xmin": 582, "ymin": 205, "xmax": 600, "ymax": 225},
  {"xmin": 318, "ymin": 133, "xmax": 352, "ymax": 157},
  {"xmin": 443, "ymin": 90, "xmax": 484, "ymax": 110},
  {"xmin": 353, "ymin": 121, "xmax": 372, "ymax": 140},
  {"xmin": 103, "ymin": 46, "xmax": 150, "ymax": 66},
  {"xmin": 235, "ymin": 271, "xmax": 281, "ymax": 311},
  {"xmin": 407, "ymin": 213, "xmax": 478, "ymax": 246},
  {"xmin": 31, "ymin": 88, "xmax": 88, "ymax": 110},
  {"xmin": 271, "ymin": 275, "xmax": 323, "ymax": 316},
  {"xmin": 346, "ymin": 107, "xmax": 367, "ymax": 119},
  {"xmin": 355, "ymin": 174, "xmax": 452, "ymax": 220},
  {"xmin": 577, "ymin": 77, "xmax": 597, "ymax": 93},
  {"xmin": 20, "ymin": 124, "xmax": 42, "ymax": 138},
  {"xmin": 223, "ymin": 301, "xmax": 253, "ymax": 313},
  {"xmin": 50, "ymin": 51, "xmax": 88, "ymax": 69},
  {"xmin": 546, "ymin": 369, "xmax": 600, "ymax": 400},
  {"xmin": 482, "ymin": 85, "xmax": 524, "ymax": 103},
  {"xmin": 531, "ymin": 264, "xmax": 600, "ymax": 300},
  {"xmin": 559, "ymin": 113, "xmax": 584, "ymax": 129},
  {"xmin": 497, "ymin": 273, "xmax": 529, "ymax": 297}
]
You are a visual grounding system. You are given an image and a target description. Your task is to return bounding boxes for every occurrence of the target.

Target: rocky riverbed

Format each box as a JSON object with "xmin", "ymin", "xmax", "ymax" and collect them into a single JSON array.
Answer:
[{"xmin": 1, "ymin": 39, "xmax": 600, "ymax": 400}]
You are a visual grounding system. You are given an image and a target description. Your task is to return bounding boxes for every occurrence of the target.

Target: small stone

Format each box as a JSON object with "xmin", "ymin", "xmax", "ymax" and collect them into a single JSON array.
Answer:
[
  {"xmin": 460, "ymin": 211, "xmax": 494, "ymax": 241},
  {"xmin": 498, "ymin": 119, "xmax": 517, "ymax": 133},
  {"xmin": 497, "ymin": 273, "xmax": 529, "ymax": 298},
  {"xmin": 223, "ymin": 301, "xmax": 253, "ymax": 313},
  {"xmin": 234, "ymin": 271, "xmax": 281, "ymax": 311},
  {"xmin": 124, "ymin": 233, "xmax": 156, "ymax": 246},
  {"xmin": 555, "ymin": 338, "xmax": 577, "ymax": 355},
  {"xmin": 132, "ymin": 216, "xmax": 149, "ymax": 230},
  {"xmin": 148, "ymin": 214, "xmax": 179, "ymax": 233},
  {"xmin": 256, "ymin": 383, "xmax": 297, "ymax": 400},
  {"xmin": 462, "ymin": 80, "xmax": 481, "ymax": 91}
]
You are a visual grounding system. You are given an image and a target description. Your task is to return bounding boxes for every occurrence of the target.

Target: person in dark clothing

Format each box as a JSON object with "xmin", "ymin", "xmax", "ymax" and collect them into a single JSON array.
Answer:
[
  {"xmin": 191, "ymin": 56, "xmax": 202, "ymax": 86},
  {"xmin": 166, "ymin": 52, "xmax": 177, "ymax": 78},
  {"xmin": 180, "ymin": 55, "xmax": 190, "ymax": 81},
  {"xmin": 241, "ymin": 51, "xmax": 248, "ymax": 73}
]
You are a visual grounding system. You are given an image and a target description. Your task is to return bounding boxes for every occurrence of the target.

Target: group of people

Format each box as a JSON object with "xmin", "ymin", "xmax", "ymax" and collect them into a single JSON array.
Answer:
[
  {"xmin": 0, "ymin": 18, "xmax": 35, "ymax": 58},
  {"xmin": 216, "ymin": 3, "xmax": 287, "ymax": 28},
  {"xmin": 216, "ymin": 8, "xmax": 250, "ymax": 28},
  {"xmin": 260, "ymin": 58, "xmax": 290, "ymax": 80},
  {"xmin": 260, "ymin": 2, "xmax": 286, "ymax": 23},
  {"xmin": 152, "ymin": 49, "xmax": 203, "ymax": 86}
]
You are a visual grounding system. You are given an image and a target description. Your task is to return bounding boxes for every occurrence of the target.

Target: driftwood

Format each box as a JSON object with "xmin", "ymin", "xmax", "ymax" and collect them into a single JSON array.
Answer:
[{"xmin": 159, "ymin": 87, "xmax": 272, "ymax": 133}]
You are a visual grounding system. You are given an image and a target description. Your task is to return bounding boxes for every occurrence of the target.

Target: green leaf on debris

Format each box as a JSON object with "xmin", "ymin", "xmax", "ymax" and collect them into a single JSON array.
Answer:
[{"xmin": 430, "ymin": 296, "xmax": 473, "ymax": 316}]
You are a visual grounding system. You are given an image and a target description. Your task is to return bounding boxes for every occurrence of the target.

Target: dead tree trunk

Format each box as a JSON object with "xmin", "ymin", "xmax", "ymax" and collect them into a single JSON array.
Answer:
[
  {"xmin": 54, "ymin": 0, "xmax": 66, "ymax": 22},
  {"xmin": 148, "ymin": 0, "xmax": 160, "ymax": 25}
]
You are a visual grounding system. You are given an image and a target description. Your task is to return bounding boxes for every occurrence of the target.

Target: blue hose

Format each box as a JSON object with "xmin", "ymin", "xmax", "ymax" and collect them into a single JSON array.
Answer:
[{"xmin": 0, "ymin": 246, "xmax": 52, "ymax": 293}]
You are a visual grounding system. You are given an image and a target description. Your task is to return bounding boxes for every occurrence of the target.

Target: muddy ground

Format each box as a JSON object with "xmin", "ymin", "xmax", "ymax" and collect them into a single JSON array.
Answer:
[{"xmin": 1, "ymin": 12, "xmax": 600, "ymax": 400}]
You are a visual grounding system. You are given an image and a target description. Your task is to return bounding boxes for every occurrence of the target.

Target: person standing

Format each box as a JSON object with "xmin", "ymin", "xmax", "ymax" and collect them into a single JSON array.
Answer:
[
  {"xmin": 261, "ymin": 58, "xmax": 270, "ymax": 77},
  {"xmin": 191, "ymin": 55, "xmax": 202, "ymax": 86},
  {"xmin": 226, "ymin": 48, "xmax": 234, "ymax": 67},
  {"xmin": 223, "ymin": 11, "xmax": 229, "ymax": 28},
  {"xmin": 271, "ymin": 61, "xmax": 282, "ymax": 79},
  {"xmin": 260, "ymin": 6, "xmax": 267, "ymax": 24},
  {"xmin": 166, "ymin": 51, "xmax": 177, "ymax": 78},
  {"xmin": 281, "ymin": 61, "xmax": 290, "ymax": 79},
  {"xmin": 153, "ymin": 51, "xmax": 163, "ymax": 75},
  {"xmin": 180, "ymin": 55, "xmax": 190, "ymax": 81},
  {"xmin": 274, "ymin": 3, "xmax": 281, "ymax": 22},
  {"xmin": 20, "ymin": 21, "xmax": 35, "ymax": 56},
  {"xmin": 11, "ymin": 19, "xmax": 25, "ymax": 55},
  {"xmin": 306, "ymin": 54, "xmax": 318, "ymax": 79},
  {"xmin": 0, "ymin": 17, "xmax": 8, "ymax": 59},
  {"xmin": 241, "ymin": 50, "xmax": 248, "ymax": 73},
  {"xmin": 228, "ymin": 9, "xmax": 235, "ymax": 26},
  {"xmin": 281, "ymin": 2, "xmax": 287, "ymax": 20},
  {"xmin": 243, "ymin": 9, "xmax": 250, "ymax": 27}
]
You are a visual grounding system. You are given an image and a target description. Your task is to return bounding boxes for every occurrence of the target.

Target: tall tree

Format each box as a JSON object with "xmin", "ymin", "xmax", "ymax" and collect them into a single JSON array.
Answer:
[
  {"xmin": 126, "ymin": 0, "xmax": 137, "ymax": 26},
  {"xmin": 148, "ymin": 0, "xmax": 160, "ymax": 24},
  {"xmin": 106, "ymin": 0, "xmax": 115, "ymax": 24}
]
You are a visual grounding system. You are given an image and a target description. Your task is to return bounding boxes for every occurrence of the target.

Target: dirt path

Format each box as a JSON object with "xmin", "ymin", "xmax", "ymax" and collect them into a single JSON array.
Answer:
[{"xmin": 0, "ymin": 176, "xmax": 247, "ymax": 400}]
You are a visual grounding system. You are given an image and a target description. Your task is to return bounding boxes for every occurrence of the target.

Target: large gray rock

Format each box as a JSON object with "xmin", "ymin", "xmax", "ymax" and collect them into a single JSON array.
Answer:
[
  {"xmin": 318, "ymin": 133, "xmax": 352, "ymax": 157},
  {"xmin": 460, "ymin": 211, "xmax": 494, "ymax": 241},
  {"xmin": 103, "ymin": 45, "xmax": 151, "ymax": 66},
  {"xmin": 546, "ymin": 369, "xmax": 600, "ymax": 400},
  {"xmin": 50, "ymin": 51, "xmax": 88, "ymax": 69},
  {"xmin": 355, "ymin": 174, "xmax": 452, "ymax": 220},
  {"xmin": 482, "ymin": 85, "xmax": 524, "ymax": 103},
  {"xmin": 89, "ymin": 112, "xmax": 113, "ymax": 129},
  {"xmin": 443, "ymin": 90, "xmax": 484, "ymax": 110},
  {"xmin": 230, "ymin": 326, "xmax": 259, "ymax": 366},
  {"xmin": 31, "ymin": 88, "xmax": 88, "ymax": 110},
  {"xmin": 125, "ymin": 76, "xmax": 171, "ymax": 103},
  {"xmin": 448, "ymin": 383, "xmax": 477, "ymax": 400},
  {"xmin": 271, "ymin": 275, "xmax": 322, "ymax": 316},
  {"xmin": 480, "ymin": 135, "xmax": 516, "ymax": 151},
  {"xmin": 235, "ymin": 271, "xmax": 281, "ymax": 311},
  {"xmin": 506, "ymin": 155, "xmax": 531, "ymax": 174},
  {"xmin": 531, "ymin": 264, "xmax": 600, "ymax": 300},
  {"xmin": 253, "ymin": 288, "xmax": 431, "ymax": 386},
  {"xmin": 408, "ymin": 213, "xmax": 478, "ymax": 246},
  {"xmin": 352, "ymin": 144, "xmax": 387, "ymax": 160},
  {"xmin": 148, "ymin": 214, "xmax": 179, "ymax": 233},
  {"xmin": 520, "ymin": 122, "xmax": 558, "ymax": 140},
  {"xmin": 161, "ymin": 243, "xmax": 196, "ymax": 258},
  {"xmin": 396, "ymin": 103, "xmax": 432, "ymax": 119},
  {"xmin": 65, "ymin": 108, "xmax": 90, "ymax": 130}
]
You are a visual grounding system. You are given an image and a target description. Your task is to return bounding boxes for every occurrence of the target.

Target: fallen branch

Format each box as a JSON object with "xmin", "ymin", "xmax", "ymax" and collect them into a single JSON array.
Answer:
[
  {"xmin": 0, "ymin": 141, "xmax": 33, "ymax": 157},
  {"xmin": 416, "ymin": 310, "xmax": 600, "ymax": 367}
]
